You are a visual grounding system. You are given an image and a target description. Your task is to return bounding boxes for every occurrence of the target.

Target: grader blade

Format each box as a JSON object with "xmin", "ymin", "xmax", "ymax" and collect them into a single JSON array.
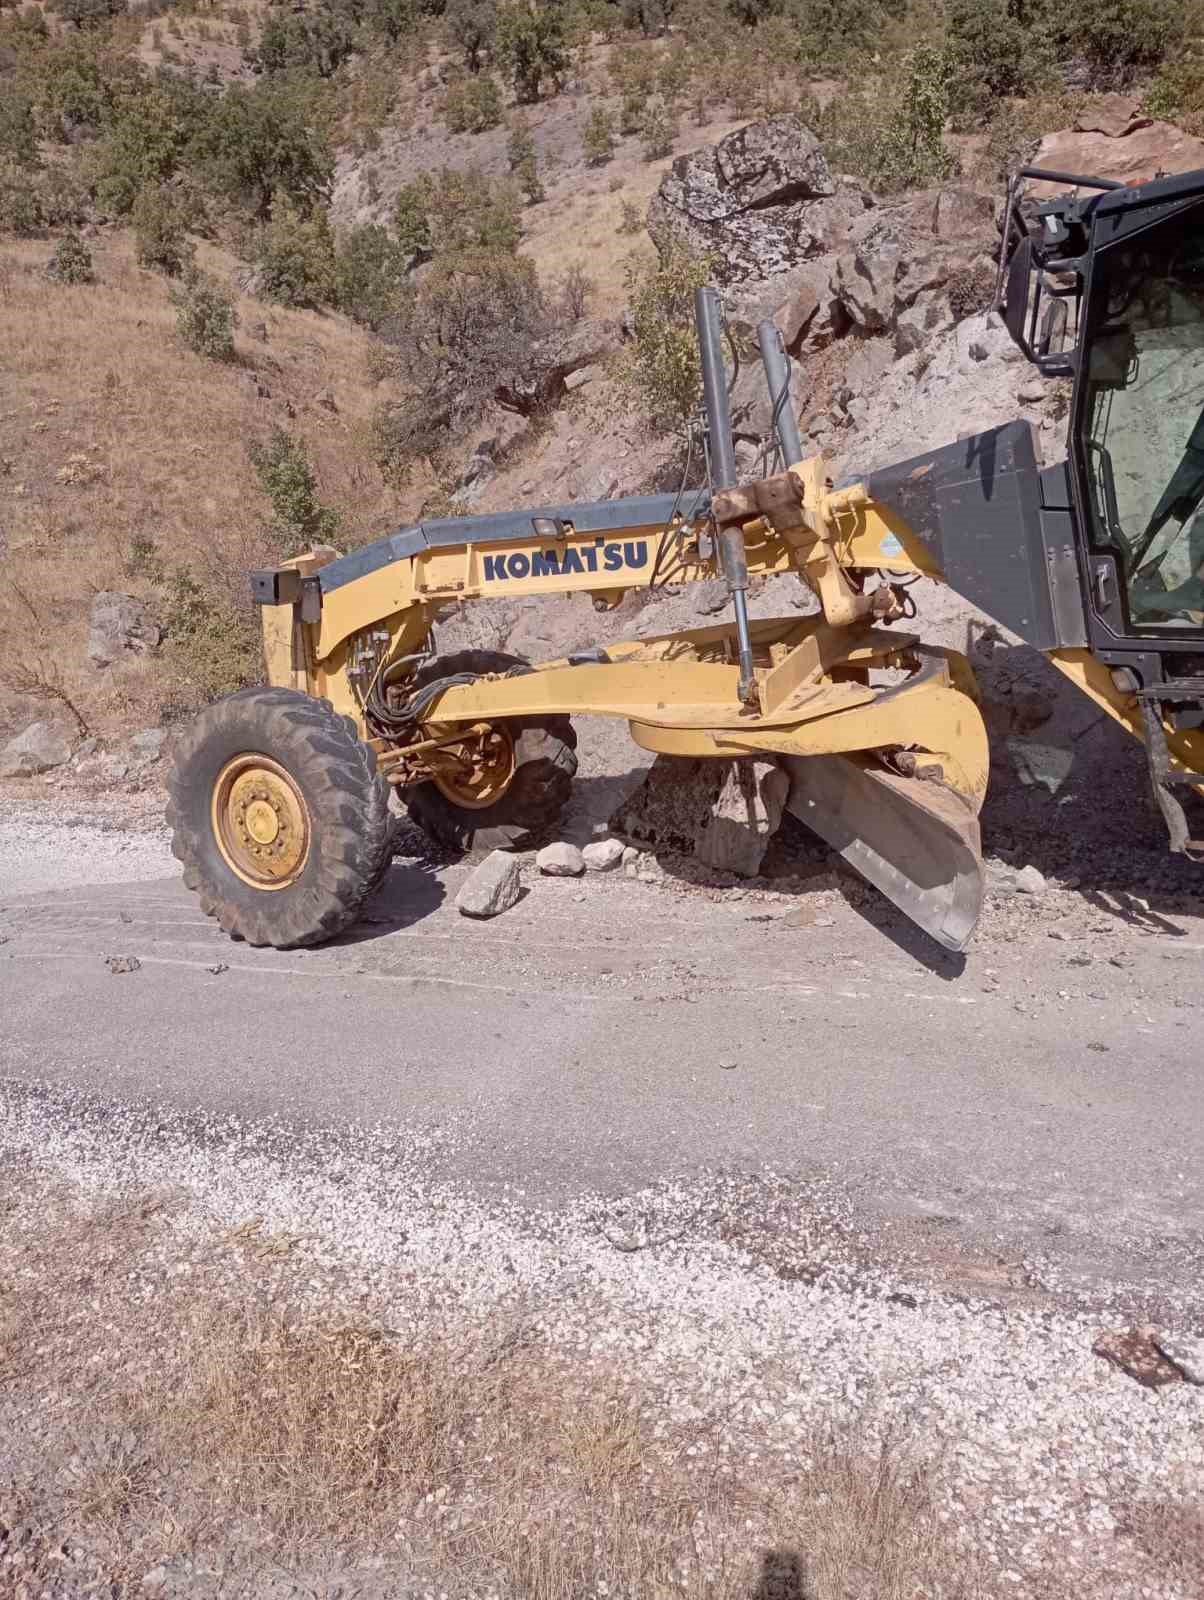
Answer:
[{"xmin": 783, "ymin": 754, "xmax": 984, "ymax": 953}]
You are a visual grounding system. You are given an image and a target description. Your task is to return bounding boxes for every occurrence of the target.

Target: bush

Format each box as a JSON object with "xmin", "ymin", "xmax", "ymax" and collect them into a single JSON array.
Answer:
[
  {"xmin": 249, "ymin": 428, "xmax": 340, "ymax": 545},
  {"xmin": 443, "ymin": 0, "xmax": 497, "ymax": 70},
  {"xmin": 945, "ymin": 0, "xmax": 1050, "ymax": 121},
  {"xmin": 93, "ymin": 77, "xmax": 208, "ymax": 217},
  {"xmin": 47, "ymin": 229, "xmax": 94, "ymax": 284},
  {"xmin": 251, "ymin": 7, "xmax": 357, "ymax": 78},
  {"xmin": 618, "ymin": 196, "xmax": 642, "ymax": 233},
  {"xmin": 394, "ymin": 167, "xmax": 522, "ymax": 260},
  {"xmin": 333, "ymin": 222, "xmax": 410, "ymax": 326},
  {"xmin": 820, "ymin": 46, "xmax": 956, "ymax": 191},
  {"xmin": 170, "ymin": 269, "xmax": 238, "ymax": 360},
  {"xmin": 622, "ymin": 240, "xmax": 712, "ymax": 431},
  {"xmin": 0, "ymin": 93, "xmax": 39, "ymax": 171},
  {"xmin": 132, "ymin": 184, "xmax": 195, "ymax": 276},
  {"xmin": 52, "ymin": 0, "xmax": 125, "ymax": 27},
  {"xmin": 375, "ymin": 249, "xmax": 551, "ymax": 474},
  {"xmin": 494, "ymin": 0, "xmax": 567, "ymax": 102},
  {"xmin": 583, "ymin": 105, "xmax": 616, "ymax": 164},
  {"xmin": 557, "ymin": 260, "xmax": 593, "ymax": 320},
  {"xmin": 442, "ymin": 73, "xmax": 503, "ymax": 132},
  {"xmin": 0, "ymin": 173, "xmax": 42, "ymax": 236},
  {"xmin": 641, "ymin": 96, "xmax": 675, "ymax": 159},
  {"xmin": 253, "ymin": 196, "xmax": 337, "ymax": 307},
  {"xmin": 1062, "ymin": 0, "xmax": 1183, "ymax": 85},
  {"xmin": 187, "ymin": 81, "xmax": 333, "ymax": 221}
]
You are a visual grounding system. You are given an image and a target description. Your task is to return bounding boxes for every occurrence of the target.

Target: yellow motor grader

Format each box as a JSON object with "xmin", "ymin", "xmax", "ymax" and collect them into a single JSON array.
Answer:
[{"xmin": 168, "ymin": 164, "xmax": 1204, "ymax": 952}]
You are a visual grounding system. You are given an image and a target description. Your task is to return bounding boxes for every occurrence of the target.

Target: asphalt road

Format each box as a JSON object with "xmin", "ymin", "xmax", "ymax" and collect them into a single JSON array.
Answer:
[{"xmin": 3, "ymin": 850, "xmax": 1202, "ymax": 1287}]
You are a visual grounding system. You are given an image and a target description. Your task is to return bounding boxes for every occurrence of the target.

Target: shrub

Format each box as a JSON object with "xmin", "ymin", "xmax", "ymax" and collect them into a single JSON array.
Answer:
[
  {"xmin": 618, "ymin": 196, "xmax": 641, "ymax": 233},
  {"xmin": 90, "ymin": 76, "xmax": 209, "ymax": 217},
  {"xmin": 132, "ymin": 184, "xmax": 195, "ymax": 276},
  {"xmin": 249, "ymin": 428, "xmax": 340, "ymax": 545},
  {"xmin": 52, "ymin": 0, "xmax": 125, "ymax": 27},
  {"xmin": 187, "ymin": 81, "xmax": 333, "ymax": 221},
  {"xmin": 251, "ymin": 6, "xmax": 357, "ymax": 77},
  {"xmin": 333, "ymin": 222, "xmax": 410, "ymax": 326},
  {"xmin": 583, "ymin": 104, "xmax": 616, "ymax": 164},
  {"xmin": 0, "ymin": 93, "xmax": 39, "ymax": 171},
  {"xmin": 1062, "ymin": 0, "xmax": 1183, "ymax": 85},
  {"xmin": 622, "ymin": 240, "xmax": 712, "ymax": 430},
  {"xmin": 494, "ymin": 0, "xmax": 568, "ymax": 102},
  {"xmin": 945, "ymin": 0, "xmax": 1050, "ymax": 121},
  {"xmin": 394, "ymin": 167, "xmax": 522, "ymax": 260},
  {"xmin": 375, "ymin": 249, "xmax": 551, "ymax": 474},
  {"xmin": 819, "ymin": 46, "xmax": 956, "ymax": 191},
  {"xmin": 557, "ymin": 259, "xmax": 593, "ymax": 320},
  {"xmin": 170, "ymin": 269, "xmax": 238, "ymax": 360},
  {"xmin": 252, "ymin": 196, "xmax": 337, "ymax": 307},
  {"xmin": 1143, "ymin": 61, "xmax": 1204, "ymax": 129},
  {"xmin": 442, "ymin": 72, "xmax": 503, "ymax": 132},
  {"xmin": 514, "ymin": 153, "xmax": 545, "ymax": 203},
  {"xmin": 47, "ymin": 229, "xmax": 94, "ymax": 284},
  {"xmin": 641, "ymin": 96, "xmax": 675, "ymax": 159},
  {"xmin": 443, "ymin": 0, "xmax": 497, "ymax": 70},
  {"xmin": 0, "ymin": 173, "xmax": 42, "ymax": 236}
]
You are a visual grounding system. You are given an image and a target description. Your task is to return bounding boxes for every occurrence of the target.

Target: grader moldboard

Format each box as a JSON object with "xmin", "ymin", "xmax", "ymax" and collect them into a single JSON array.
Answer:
[{"xmin": 169, "ymin": 164, "xmax": 1204, "ymax": 953}]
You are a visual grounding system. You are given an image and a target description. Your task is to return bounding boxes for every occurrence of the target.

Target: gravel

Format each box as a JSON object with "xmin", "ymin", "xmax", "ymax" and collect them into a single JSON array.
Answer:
[
  {"xmin": 2, "ymin": 1083, "xmax": 1201, "ymax": 1598},
  {"xmin": 0, "ymin": 803, "xmax": 173, "ymax": 895}
]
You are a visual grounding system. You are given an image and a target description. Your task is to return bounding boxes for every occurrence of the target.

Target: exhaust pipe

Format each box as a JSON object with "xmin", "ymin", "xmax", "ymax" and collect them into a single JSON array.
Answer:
[{"xmin": 695, "ymin": 285, "xmax": 757, "ymax": 706}]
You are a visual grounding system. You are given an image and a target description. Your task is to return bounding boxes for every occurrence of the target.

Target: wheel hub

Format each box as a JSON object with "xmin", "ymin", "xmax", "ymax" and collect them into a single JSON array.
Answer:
[
  {"xmin": 212, "ymin": 755, "xmax": 310, "ymax": 889},
  {"xmin": 429, "ymin": 725, "xmax": 516, "ymax": 810}
]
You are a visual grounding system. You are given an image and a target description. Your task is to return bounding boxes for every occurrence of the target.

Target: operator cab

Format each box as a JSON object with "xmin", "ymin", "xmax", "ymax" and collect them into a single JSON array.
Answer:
[{"xmin": 1000, "ymin": 165, "xmax": 1204, "ymax": 649}]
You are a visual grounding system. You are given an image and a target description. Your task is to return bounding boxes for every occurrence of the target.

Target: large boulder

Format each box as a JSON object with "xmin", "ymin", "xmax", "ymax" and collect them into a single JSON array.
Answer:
[
  {"xmin": 0, "ymin": 720, "xmax": 72, "ymax": 777},
  {"xmin": 649, "ymin": 116, "xmax": 854, "ymax": 284},
  {"xmin": 610, "ymin": 755, "xmax": 788, "ymax": 878},
  {"xmin": 87, "ymin": 592, "xmax": 161, "ymax": 670},
  {"xmin": 1031, "ymin": 118, "xmax": 1204, "ymax": 196},
  {"xmin": 494, "ymin": 318, "xmax": 617, "ymax": 416}
]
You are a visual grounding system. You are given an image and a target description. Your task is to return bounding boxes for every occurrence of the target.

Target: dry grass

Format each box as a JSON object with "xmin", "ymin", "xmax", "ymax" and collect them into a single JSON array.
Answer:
[
  {"xmin": 0, "ymin": 232, "xmax": 403, "ymax": 735},
  {"xmin": 0, "ymin": 1172, "xmax": 986, "ymax": 1599}
]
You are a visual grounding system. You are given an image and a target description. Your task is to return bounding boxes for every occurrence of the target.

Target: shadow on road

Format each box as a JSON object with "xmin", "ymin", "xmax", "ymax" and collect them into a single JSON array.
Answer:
[{"xmin": 333, "ymin": 861, "xmax": 446, "ymax": 945}]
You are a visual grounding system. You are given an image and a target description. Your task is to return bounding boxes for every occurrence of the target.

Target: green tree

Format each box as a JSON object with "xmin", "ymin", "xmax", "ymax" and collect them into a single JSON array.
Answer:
[
  {"xmin": 0, "ymin": 93, "xmax": 39, "ymax": 170},
  {"xmin": 187, "ymin": 81, "xmax": 332, "ymax": 220},
  {"xmin": 583, "ymin": 104, "xmax": 615, "ymax": 164},
  {"xmin": 494, "ymin": 0, "xmax": 567, "ymax": 102},
  {"xmin": 249, "ymin": 428, "xmax": 340, "ymax": 545},
  {"xmin": 393, "ymin": 167, "xmax": 522, "ymax": 260},
  {"xmin": 51, "ymin": 0, "xmax": 125, "ymax": 28},
  {"xmin": 622, "ymin": 240, "xmax": 712, "ymax": 430},
  {"xmin": 92, "ymin": 76, "xmax": 208, "ymax": 216},
  {"xmin": 170, "ymin": 270, "xmax": 238, "ymax": 360},
  {"xmin": 442, "ymin": 72, "xmax": 504, "ymax": 131},
  {"xmin": 444, "ymin": 0, "xmax": 497, "ymax": 70},
  {"xmin": 48, "ymin": 229, "xmax": 94, "ymax": 283},
  {"xmin": 132, "ymin": 184, "xmax": 196, "ymax": 275},
  {"xmin": 945, "ymin": 0, "xmax": 1049, "ymax": 120},
  {"xmin": 253, "ymin": 195, "xmax": 337, "ymax": 307},
  {"xmin": 1062, "ymin": 0, "xmax": 1182, "ymax": 84},
  {"xmin": 251, "ymin": 7, "xmax": 357, "ymax": 78},
  {"xmin": 334, "ymin": 223, "xmax": 411, "ymax": 326}
]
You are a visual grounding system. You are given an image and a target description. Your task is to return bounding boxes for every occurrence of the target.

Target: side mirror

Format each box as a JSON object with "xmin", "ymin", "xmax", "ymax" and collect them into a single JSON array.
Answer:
[{"xmin": 1003, "ymin": 235, "xmax": 1033, "ymax": 355}]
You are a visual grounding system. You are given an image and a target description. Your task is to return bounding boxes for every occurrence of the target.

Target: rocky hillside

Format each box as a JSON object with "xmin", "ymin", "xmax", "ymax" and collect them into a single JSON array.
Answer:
[{"xmin": 3, "ymin": 0, "xmax": 1204, "ymax": 788}]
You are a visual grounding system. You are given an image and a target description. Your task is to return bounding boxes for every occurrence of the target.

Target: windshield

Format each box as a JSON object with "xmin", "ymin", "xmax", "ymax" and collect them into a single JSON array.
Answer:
[{"xmin": 1081, "ymin": 208, "xmax": 1204, "ymax": 631}]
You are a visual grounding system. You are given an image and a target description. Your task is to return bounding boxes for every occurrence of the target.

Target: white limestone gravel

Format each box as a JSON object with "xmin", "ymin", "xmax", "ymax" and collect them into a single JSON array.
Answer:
[
  {"xmin": 2, "ymin": 1083, "xmax": 1200, "ymax": 1598},
  {"xmin": 0, "ymin": 803, "xmax": 173, "ymax": 894}
]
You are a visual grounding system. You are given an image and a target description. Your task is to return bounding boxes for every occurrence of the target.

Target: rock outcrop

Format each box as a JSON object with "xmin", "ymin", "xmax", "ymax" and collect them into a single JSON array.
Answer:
[{"xmin": 87, "ymin": 592, "xmax": 161, "ymax": 671}]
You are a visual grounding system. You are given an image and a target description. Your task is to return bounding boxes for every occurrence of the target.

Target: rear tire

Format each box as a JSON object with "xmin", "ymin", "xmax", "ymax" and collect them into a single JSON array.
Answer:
[
  {"xmin": 404, "ymin": 650, "xmax": 577, "ymax": 853},
  {"xmin": 166, "ymin": 687, "xmax": 391, "ymax": 948}
]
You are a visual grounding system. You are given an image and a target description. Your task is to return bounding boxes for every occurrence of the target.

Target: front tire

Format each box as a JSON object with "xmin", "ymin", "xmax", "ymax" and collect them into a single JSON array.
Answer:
[
  {"xmin": 404, "ymin": 650, "xmax": 577, "ymax": 853},
  {"xmin": 166, "ymin": 687, "xmax": 391, "ymax": 948}
]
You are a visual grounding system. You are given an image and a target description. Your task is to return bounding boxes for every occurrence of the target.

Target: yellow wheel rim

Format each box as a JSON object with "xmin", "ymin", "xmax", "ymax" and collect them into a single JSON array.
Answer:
[
  {"xmin": 211, "ymin": 754, "xmax": 311, "ymax": 890},
  {"xmin": 430, "ymin": 725, "xmax": 516, "ymax": 811}
]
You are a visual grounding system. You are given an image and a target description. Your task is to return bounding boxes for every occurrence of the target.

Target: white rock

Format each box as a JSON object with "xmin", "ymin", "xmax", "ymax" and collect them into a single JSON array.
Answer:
[
  {"xmin": 582, "ymin": 838, "xmax": 624, "ymax": 872},
  {"xmin": 0, "ymin": 721, "xmax": 72, "ymax": 778},
  {"xmin": 1155, "ymin": 1333, "xmax": 1204, "ymax": 1384},
  {"xmin": 537, "ymin": 841, "xmax": 585, "ymax": 877},
  {"xmin": 1016, "ymin": 864, "xmax": 1047, "ymax": 895},
  {"xmin": 621, "ymin": 845, "xmax": 641, "ymax": 866},
  {"xmin": 455, "ymin": 851, "xmax": 522, "ymax": 917}
]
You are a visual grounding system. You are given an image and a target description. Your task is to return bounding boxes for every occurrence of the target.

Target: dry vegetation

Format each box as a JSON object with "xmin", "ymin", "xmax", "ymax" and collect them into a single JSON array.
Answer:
[
  {"xmin": 0, "ymin": 1168, "xmax": 988, "ymax": 1599},
  {"xmin": 0, "ymin": 231, "xmax": 400, "ymax": 732}
]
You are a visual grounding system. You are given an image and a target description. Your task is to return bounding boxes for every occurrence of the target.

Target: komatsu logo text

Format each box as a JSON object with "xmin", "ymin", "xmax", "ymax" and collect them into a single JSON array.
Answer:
[{"xmin": 482, "ymin": 539, "xmax": 648, "ymax": 583}]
